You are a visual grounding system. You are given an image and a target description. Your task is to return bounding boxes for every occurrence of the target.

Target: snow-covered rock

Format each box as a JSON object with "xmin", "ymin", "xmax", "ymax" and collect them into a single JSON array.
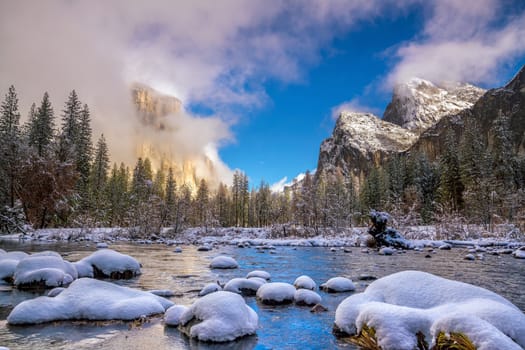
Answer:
[
  {"xmin": 197, "ymin": 245, "xmax": 212, "ymax": 251},
  {"xmin": 334, "ymin": 270, "xmax": 525, "ymax": 349},
  {"xmin": 178, "ymin": 291, "xmax": 258, "ymax": 342},
  {"xmin": 47, "ymin": 287, "xmax": 65, "ymax": 297},
  {"xmin": 438, "ymin": 243, "xmax": 452, "ymax": 250},
  {"xmin": 7, "ymin": 278, "xmax": 174, "ymax": 324},
  {"xmin": 209, "ymin": 256, "xmax": 238, "ymax": 269},
  {"xmin": 379, "ymin": 247, "xmax": 394, "ymax": 255},
  {"xmin": 173, "ymin": 246, "xmax": 183, "ymax": 253},
  {"xmin": 224, "ymin": 278, "xmax": 264, "ymax": 296},
  {"xmin": 294, "ymin": 275, "xmax": 316, "ymax": 290},
  {"xmin": 294, "ymin": 289, "xmax": 322, "ymax": 306},
  {"xmin": 464, "ymin": 253, "xmax": 476, "ymax": 261},
  {"xmin": 13, "ymin": 255, "xmax": 77, "ymax": 289},
  {"xmin": 383, "ymin": 78, "xmax": 485, "ymax": 133},
  {"xmin": 76, "ymin": 249, "xmax": 141, "ymax": 279},
  {"xmin": 148, "ymin": 289, "xmax": 176, "ymax": 297},
  {"xmin": 96, "ymin": 242, "xmax": 109, "ymax": 249},
  {"xmin": 513, "ymin": 247, "xmax": 525, "ymax": 259},
  {"xmin": 164, "ymin": 305, "xmax": 189, "ymax": 326},
  {"xmin": 246, "ymin": 270, "xmax": 271, "ymax": 281},
  {"xmin": 256, "ymin": 282, "xmax": 296, "ymax": 305},
  {"xmin": 320, "ymin": 277, "xmax": 355, "ymax": 293},
  {"xmin": 0, "ymin": 251, "xmax": 29, "ymax": 282},
  {"xmin": 199, "ymin": 283, "xmax": 222, "ymax": 297}
]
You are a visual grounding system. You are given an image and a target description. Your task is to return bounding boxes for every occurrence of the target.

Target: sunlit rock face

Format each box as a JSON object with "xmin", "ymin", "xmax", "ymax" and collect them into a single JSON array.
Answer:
[{"xmin": 130, "ymin": 83, "xmax": 230, "ymax": 190}]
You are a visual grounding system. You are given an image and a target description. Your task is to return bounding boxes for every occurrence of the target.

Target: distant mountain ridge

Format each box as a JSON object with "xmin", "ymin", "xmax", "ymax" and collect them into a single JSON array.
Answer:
[{"xmin": 317, "ymin": 65, "xmax": 525, "ymax": 183}]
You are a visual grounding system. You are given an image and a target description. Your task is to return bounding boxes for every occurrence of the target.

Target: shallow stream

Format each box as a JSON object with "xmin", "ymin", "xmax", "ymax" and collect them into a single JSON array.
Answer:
[{"xmin": 1, "ymin": 240, "xmax": 524, "ymax": 349}]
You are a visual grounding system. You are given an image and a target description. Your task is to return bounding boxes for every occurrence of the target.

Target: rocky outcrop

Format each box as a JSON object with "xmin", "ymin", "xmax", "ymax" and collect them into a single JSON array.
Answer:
[
  {"xmin": 317, "ymin": 112, "xmax": 417, "ymax": 182},
  {"xmin": 412, "ymin": 65, "xmax": 525, "ymax": 159},
  {"xmin": 317, "ymin": 65, "xmax": 525, "ymax": 181},
  {"xmin": 383, "ymin": 78, "xmax": 485, "ymax": 133}
]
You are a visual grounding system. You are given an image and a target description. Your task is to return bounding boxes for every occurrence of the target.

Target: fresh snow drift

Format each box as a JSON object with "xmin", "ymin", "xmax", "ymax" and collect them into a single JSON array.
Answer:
[
  {"xmin": 256, "ymin": 282, "xmax": 296, "ymax": 305},
  {"xmin": 320, "ymin": 277, "xmax": 355, "ymax": 293},
  {"xmin": 334, "ymin": 270, "xmax": 525, "ymax": 349},
  {"xmin": 209, "ymin": 256, "xmax": 238, "ymax": 269},
  {"xmin": 178, "ymin": 291, "xmax": 258, "ymax": 342},
  {"xmin": 294, "ymin": 275, "xmax": 316, "ymax": 290},
  {"xmin": 7, "ymin": 278, "xmax": 174, "ymax": 324},
  {"xmin": 76, "ymin": 249, "xmax": 141, "ymax": 279}
]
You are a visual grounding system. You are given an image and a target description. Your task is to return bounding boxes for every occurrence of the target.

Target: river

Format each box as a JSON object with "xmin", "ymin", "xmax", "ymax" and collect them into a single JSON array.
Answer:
[{"xmin": 0, "ymin": 240, "xmax": 524, "ymax": 349}]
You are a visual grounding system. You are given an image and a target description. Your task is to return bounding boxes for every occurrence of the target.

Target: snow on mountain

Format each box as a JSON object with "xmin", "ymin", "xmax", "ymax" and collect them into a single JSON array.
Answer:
[
  {"xmin": 383, "ymin": 78, "xmax": 485, "ymax": 132},
  {"xmin": 317, "ymin": 112, "xmax": 417, "ymax": 179}
]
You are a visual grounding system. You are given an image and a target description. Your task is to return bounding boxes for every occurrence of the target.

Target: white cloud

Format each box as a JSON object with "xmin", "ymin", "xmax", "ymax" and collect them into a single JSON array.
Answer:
[
  {"xmin": 270, "ymin": 171, "xmax": 311, "ymax": 192},
  {"xmin": 387, "ymin": 0, "xmax": 525, "ymax": 86},
  {"xmin": 331, "ymin": 98, "xmax": 382, "ymax": 119},
  {"xmin": 0, "ymin": 0, "xmax": 417, "ymax": 180}
]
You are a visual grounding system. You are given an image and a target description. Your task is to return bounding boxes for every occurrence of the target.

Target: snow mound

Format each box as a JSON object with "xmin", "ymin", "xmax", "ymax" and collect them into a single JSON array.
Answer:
[
  {"xmin": 334, "ymin": 270, "xmax": 525, "ymax": 349},
  {"xmin": 224, "ymin": 278, "xmax": 265, "ymax": 296},
  {"xmin": 256, "ymin": 282, "xmax": 296, "ymax": 305},
  {"xmin": 148, "ymin": 289, "xmax": 176, "ymax": 297},
  {"xmin": 47, "ymin": 287, "xmax": 65, "ymax": 297},
  {"xmin": 7, "ymin": 278, "xmax": 174, "ymax": 324},
  {"xmin": 321, "ymin": 277, "xmax": 355, "ymax": 293},
  {"xmin": 209, "ymin": 256, "xmax": 238, "ymax": 269},
  {"xmin": 513, "ymin": 247, "xmax": 525, "ymax": 259},
  {"xmin": 199, "ymin": 283, "xmax": 222, "ymax": 297},
  {"xmin": 178, "ymin": 291, "xmax": 258, "ymax": 342},
  {"xmin": 294, "ymin": 275, "xmax": 316, "ymax": 290},
  {"xmin": 77, "ymin": 249, "xmax": 141, "ymax": 279},
  {"xmin": 164, "ymin": 305, "xmax": 189, "ymax": 326},
  {"xmin": 246, "ymin": 270, "xmax": 271, "ymax": 281},
  {"xmin": 294, "ymin": 289, "xmax": 322, "ymax": 306},
  {"xmin": 13, "ymin": 255, "xmax": 77, "ymax": 289},
  {"xmin": 0, "ymin": 251, "xmax": 29, "ymax": 281},
  {"xmin": 379, "ymin": 247, "xmax": 394, "ymax": 255}
]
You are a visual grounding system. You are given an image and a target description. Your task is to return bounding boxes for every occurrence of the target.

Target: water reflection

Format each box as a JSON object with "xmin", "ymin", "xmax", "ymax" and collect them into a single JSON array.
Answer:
[{"xmin": 0, "ymin": 241, "xmax": 524, "ymax": 350}]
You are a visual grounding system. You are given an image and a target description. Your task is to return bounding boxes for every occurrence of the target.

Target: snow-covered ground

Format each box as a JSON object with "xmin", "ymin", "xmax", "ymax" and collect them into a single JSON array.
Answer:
[{"xmin": 3, "ymin": 225, "xmax": 524, "ymax": 250}]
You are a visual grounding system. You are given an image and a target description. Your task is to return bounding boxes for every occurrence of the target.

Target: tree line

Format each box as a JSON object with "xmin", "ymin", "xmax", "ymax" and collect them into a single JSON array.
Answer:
[{"xmin": 1, "ymin": 86, "xmax": 524, "ymax": 236}]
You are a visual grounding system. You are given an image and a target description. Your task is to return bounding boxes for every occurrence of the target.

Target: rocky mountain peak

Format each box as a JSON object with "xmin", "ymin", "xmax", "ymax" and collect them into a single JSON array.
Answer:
[
  {"xmin": 503, "ymin": 64, "xmax": 525, "ymax": 92},
  {"xmin": 383, "ymin": 78, "xmax": 485, "ymax": 133},
  {"xmin": 317, "ymin": 111, "xmax": 417, "ymax": 181}
]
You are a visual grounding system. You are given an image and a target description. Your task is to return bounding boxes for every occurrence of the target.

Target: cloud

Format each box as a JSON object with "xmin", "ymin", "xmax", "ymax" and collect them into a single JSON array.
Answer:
[
  {"xmin": 387, "ymin": 0, "xmax": 525, "ymax": 86},
  {"xmin": 331, "ymin": 98, "xmax": 382, "ymax": 119},
  {"xmin": 270, "ymin": 171, "xmax": 309, "ymax": 192},
  {"xmin": 0, "ymin": 0, "xmax": 419, "ymax": 185}
]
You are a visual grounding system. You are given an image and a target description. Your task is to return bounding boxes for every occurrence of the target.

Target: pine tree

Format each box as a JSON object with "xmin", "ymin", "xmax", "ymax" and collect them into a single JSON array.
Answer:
[
  {"xmin": 29, "ymin": 92, "xmax": 55, "ymax": 157},
  {"xmin": 105, "ymin": 163, "xmax": 129, "ymax": 226},
  {"xmin": 163, "ymin": 167, "xmax": 177, "ymax": 226},
  {"xmin": 438, "ymin": 131, "xmax": 464, "ymax": 212},
  {"xmin": 195, "ymin": 178, "xmax": 210, "ymax": 228},
  {"xmin": 491, "ymin": 111, "xmax": 515, "ymax": 191},
  {"xmin": 89, "ymin": 134, "xmax": 110, "ymax": 215},
  {"xmin": 0, "ymin": 85, "xmax": 22, "ymax": 208},
  {"xmin": 76, "ymin": 104, "xmax": 93, "ymax": 194},
  {"xmin": 459, "ymin": 118, "xmax": 492, "ymax": 226}
]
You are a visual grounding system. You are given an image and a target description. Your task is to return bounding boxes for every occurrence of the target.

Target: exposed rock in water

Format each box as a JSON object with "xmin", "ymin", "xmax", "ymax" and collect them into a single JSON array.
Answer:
[{"xmin": 368, "ymin": 210, "xmax": 409, "ymax": 249}]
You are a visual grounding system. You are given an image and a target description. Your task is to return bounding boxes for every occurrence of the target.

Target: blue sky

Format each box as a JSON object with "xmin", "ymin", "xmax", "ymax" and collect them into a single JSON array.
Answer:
[{"xmin": 2, "ymin": 0, "xmax": 525, "ymax": 190}]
